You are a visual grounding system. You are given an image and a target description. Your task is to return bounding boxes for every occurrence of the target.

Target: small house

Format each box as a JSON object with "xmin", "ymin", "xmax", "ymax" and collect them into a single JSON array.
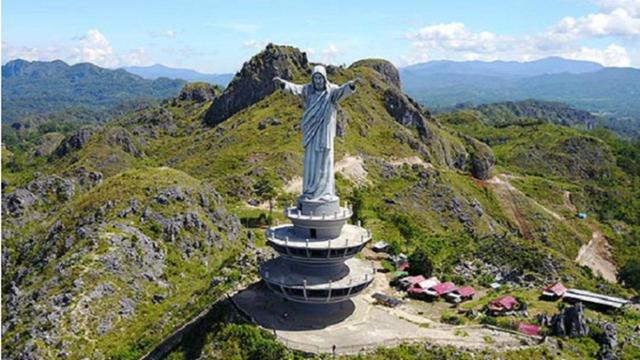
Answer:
[
  {"xmin": 424, "ymin": 281, "xmax": 457, "ymax": 298},
  {"xmin": 541, "ymin": 282, "xmax": 567, "ymax": 300},
  {"xmin": 487, "ymin": 295, "xmax": 519, "ymax": 316},
  {"xmin": 398, "ymin": 275, "xmax": 426, "ymax": 290},
  {"xmin": 490, "ymin": 282, "xmax": 502, "ymax": 290},
  {"xmin": 446, "ymin": 286, "xmax": 476, "ymax": 303},
  {"xmin": 407, "ymin": 276, "xmax": 440, "ymax": 298}
]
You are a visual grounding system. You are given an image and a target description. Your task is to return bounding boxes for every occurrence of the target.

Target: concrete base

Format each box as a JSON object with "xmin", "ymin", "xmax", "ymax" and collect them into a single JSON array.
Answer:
[{"xmin": 232, "ymin": 279, "xmax": 536, "ymax": 355}]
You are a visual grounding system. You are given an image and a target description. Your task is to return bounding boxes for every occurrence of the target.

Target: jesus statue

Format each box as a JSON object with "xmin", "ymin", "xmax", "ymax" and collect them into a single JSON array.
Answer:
[{"xmin": 273, "ymin": 65, "xmax": 359, "ymax": 202}]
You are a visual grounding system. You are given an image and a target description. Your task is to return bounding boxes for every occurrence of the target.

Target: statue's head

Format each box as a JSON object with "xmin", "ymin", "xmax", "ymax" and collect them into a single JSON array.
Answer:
[{"xmin": 311, "ymin": 65, "xmax": 327, "ymax": 91}]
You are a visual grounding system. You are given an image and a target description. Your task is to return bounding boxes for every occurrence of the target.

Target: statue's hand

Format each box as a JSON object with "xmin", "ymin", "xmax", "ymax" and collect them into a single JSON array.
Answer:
[{"xmin": 348, "ymin": 77, "xmax": 363, "ymax": 89}]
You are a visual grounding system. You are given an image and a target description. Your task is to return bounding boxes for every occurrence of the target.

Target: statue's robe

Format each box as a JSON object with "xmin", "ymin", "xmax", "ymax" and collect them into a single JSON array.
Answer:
[{"xmin": 281, "ymin": 68, "xmax": 355, "ymax": 201}]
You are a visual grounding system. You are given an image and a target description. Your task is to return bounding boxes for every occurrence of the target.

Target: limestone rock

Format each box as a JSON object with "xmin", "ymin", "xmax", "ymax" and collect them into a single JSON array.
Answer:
[
  {"xmin": 2, "ymin": 188, "xmax": 37, "ymax": 216},
  {"xmin": 54, "ymin": 127, "xmax": 94, "ymax": 157},
  {"xmin": 106, "ymin": 127, "xmax": 144, "ymax": 157},
  {"xmin": 462, "ymin": 135, "xmax": 495, "ymax": 180},
  {"xmin": 204, "ymin": 43, "xmax": 310, "ymax": 127},
  {"xmin": 383, "ymin": 86, "xmax": 431, "ymax": 140},
  {"xmin": 350, "ymin": 59, "xmax": 401, "ymax": 88},
  {"xmin": 176, "ymin": 82, "xmax": 220, "ymax": 103},
  {"xmin": 550, "ymin": 302, "xmax": 589, "ymax": 337}
]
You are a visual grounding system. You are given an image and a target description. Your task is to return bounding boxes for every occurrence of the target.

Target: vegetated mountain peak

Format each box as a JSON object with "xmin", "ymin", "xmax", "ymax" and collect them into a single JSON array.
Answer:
[
  {"xmin": 2, "ymin": 58, "xmax": 186, "ymax": 123},
  {"xmin": 2, "ymin": 58, "xmax": 71, "ymax": 78},
  {"xmin": 203, "ymin": 43, "xmax": 311, "ymax": 127},
  {"xmin": 349, "ymin": 58, "xmax": 401, "ymax": 88}
]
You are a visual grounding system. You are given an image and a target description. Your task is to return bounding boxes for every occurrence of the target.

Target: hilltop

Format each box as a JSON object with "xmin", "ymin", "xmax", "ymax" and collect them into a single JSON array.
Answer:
[{"xmin": 2, "ymin": 45, "xmax": 639, "ymax": 359}]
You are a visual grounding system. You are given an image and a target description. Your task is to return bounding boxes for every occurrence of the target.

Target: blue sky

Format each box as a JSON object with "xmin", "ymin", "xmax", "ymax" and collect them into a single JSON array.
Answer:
[{"xmin": 3, "ymin": 0, "xmax": 640, "ymax": 72}]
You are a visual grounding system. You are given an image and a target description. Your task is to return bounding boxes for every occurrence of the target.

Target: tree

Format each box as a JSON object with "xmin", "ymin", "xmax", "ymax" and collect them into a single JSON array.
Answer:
[
  {"xmin": 408, "ymin": 247, "xmax": 433, "ymax": 277},
  {"xmin": 618, "ymin": 259, "xmax": 640, "ymax": 291},
  {"xmin": 254, "ymin": 174, "xmax": 278, "ymax": 215}
]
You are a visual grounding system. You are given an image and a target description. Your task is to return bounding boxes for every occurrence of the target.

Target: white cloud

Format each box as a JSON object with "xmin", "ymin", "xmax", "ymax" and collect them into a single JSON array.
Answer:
[
  {"xmin": 551, "ymin": 8, "xmax": 640, "ymax": 39},
  {"xmin": 561, "ymin": 43, "xmax": 631, "ymax": 66},
  {"xmin": 121, "ymin": 47, "xmax": 153, "ymax": 66},
  {"xmin": 3, "ymin": 29, "xmax": 158, "ymax": 68},
  {"xmin": 243, "ymin": 39, "xmax": 268, "ymax": 50},
  {"xmin": 404, "ymin": 0, "xmax": 640, "ymax": 67},
  {"xmin": 2, "ymin": 41, "xmax": 64, "ymax": 63},
  {"xmin": 70, "ymin": 29, "xmax": 117, "ymax": 67},
  {"xmin": 320, "ymin": 43, "xmax": 343, "ymax": 62},
  {"xmin": 407, "ymin": 22, "xmax": 513, "ymax": 54},
  {"xmin": 599, "ymin": 0, "xmax": 640, "ymax": 17}
]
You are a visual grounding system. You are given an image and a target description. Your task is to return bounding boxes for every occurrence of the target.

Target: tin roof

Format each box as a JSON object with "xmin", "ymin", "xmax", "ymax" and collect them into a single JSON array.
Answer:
[
  {"xmin": 489, "ymin": 295, "xmax": 518, "ymax": 310},
  {"xmin": 430, "ymin": 281, "xmax": 457, "ymax": 296},
  {"xmin": 456, "ymin": 286, "xmax": 476, "ymax": 297},
  {"xmin": 543, "ymin": 282, "xmax": 567, "ymax": 296}
]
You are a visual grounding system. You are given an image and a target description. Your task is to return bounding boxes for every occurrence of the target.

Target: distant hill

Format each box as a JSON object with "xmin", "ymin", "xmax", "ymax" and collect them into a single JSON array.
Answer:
[
  {"xmin": 453, "ymin": 99, "xmax": 599, "ymax": 129},
  {"xmin": 122, "ymin": 64, "xmax": 233, "ymax": 86},
  {"xmin": 399, "ymin": 57, "xmax": 640, "ymax": 124},
  {"xmin": 402, "ymin": 57, "xmax": 603, "ymax": 78},
  {"xmin": 2, "ymin": 59, "xmax": 186, "ymax": 123}
]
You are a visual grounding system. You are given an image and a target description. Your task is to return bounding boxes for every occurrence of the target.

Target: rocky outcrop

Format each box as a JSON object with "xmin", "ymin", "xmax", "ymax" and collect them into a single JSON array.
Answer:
[
  {"xmin": 350, "ymin": 59, "xmax": 400, "ymax": 88},
  {"xmin": 1, "ymin": 169, "xmax": 245, "ymax": 359},
  {"xmin": 383, "ymin": 86, "xmax": 431, "ymax": 140},
  {"xmin": 176, "ymin": 82, "xmax": 220, "ymax": 103},
  {"xmin": 54, "ymin": 127, "xmax": 94, "ymax": 157},
  {"xmin": 2, "ymin": 188, "xmax": 37, "ymax": 216},
  {"xmin": 548, "ymin": 302, "xmax": 590, "ymax": 337},
  {"xmin": 596, "ymin": 322, "xmax": 618, "ymax": 360},
  {"xmin": 204, "ymin": 44, "xmax": 310, "ymax": 127},
  {"xmin": 462, "ymin": 135, "xmax": 495, "ymax": 180},
  {"xmin": 106, "ymin": 127, "xmax": 144, "ymax": 157}
]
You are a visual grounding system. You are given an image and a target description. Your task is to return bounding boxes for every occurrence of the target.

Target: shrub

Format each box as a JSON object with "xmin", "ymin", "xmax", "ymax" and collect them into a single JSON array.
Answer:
[
  {"xmin": 408, "ymin": 247, "xmax": 433, "ymax": 277},
  {"xmin": 441, "ymin": 312, "xmax": 465, "ymax": 325}
]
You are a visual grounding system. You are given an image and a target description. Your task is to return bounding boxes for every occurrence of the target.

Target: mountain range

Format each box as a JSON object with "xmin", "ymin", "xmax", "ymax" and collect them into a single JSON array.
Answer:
[
  {"xmin": 121, "ymin": 64, "xmax": 233, "ymax": 86},
  {"xmin": 1, "ymin": 59, "xmax": 186, "ymax": 124},
  {"xmin": 399, "ymin": 57, "xmax": 640, "ymax": 121}
]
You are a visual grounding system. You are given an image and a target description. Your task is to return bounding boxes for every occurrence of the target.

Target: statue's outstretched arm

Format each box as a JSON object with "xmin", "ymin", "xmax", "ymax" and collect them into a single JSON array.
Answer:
[
  {"xmin": 273, "ymin": 77, "xmax": 305, "ymax": 98},
  {"xmin": 330, "ymin": 78, "xmax": 362, "ymax": 103}
]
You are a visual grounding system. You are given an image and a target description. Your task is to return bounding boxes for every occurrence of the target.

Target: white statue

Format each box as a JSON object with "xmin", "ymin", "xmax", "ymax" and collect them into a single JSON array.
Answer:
[{"xmin": 274, "ymin": 66, "xmax": 359, "ymax": 202}]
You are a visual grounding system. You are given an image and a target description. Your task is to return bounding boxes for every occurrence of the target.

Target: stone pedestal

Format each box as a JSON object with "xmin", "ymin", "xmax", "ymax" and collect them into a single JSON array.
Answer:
[{"xmin": 260, "ymin": 197, "xmax": 374, "ymax": 304}]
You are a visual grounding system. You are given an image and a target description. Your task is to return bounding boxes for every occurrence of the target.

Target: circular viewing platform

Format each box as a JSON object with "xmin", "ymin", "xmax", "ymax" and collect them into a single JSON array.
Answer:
[
  {"xmin": 260, "ymin": 257, "xmax": 375, "ymax": 304},
  {"xmin": 284, "ymin": 206, "xmax": 353, "ymax": 238},
  {"xmin": 266, "ymin": 224, "xmax": 371, "ymax": 263}
]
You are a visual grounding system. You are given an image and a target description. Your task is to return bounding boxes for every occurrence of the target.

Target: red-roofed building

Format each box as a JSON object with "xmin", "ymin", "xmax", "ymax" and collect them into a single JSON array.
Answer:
[
  {"xmin": 425, "ymin": 281, "xmax": 457, "ymax": 297},
  {"xmin": 541, "ymin": 282, "xmax": 567, "ymax": 300},
  {"xmin": 398, "ymin": 275, "xmax": 426, "ymax": 290},
  {"xmin": 446, "ymin": 286, "xmax": 476, "ymax": 303},
  {"xmin": 488, "ymin": 295, "xmax": 520, "ymax": 315},
  {"xmin": 407, "ymin": 276, "xmax": 439, "ymax": 298},
  {"xmin": 518, "ymin": 323, "xmax": 541, "ymax": 336}
]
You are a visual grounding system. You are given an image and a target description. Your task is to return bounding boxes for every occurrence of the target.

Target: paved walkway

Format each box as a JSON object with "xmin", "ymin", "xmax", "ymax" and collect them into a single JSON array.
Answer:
[{"xmin": 232, "ymin": 275, "xmax": 538, "ymax": 355}]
